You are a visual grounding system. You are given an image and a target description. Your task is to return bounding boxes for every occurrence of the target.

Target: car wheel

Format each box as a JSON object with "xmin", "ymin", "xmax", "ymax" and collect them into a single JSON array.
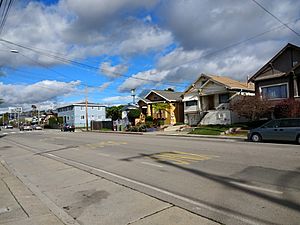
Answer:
[{"xmin": 251, "ymin": 133, "xmax": 262, "ymax": 142}]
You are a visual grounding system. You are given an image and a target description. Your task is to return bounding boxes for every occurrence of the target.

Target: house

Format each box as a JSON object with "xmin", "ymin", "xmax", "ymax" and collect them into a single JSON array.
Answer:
[
  {"xmin": 138, "ymin": 90, "xmax": 184, "ymax": 125},
  {"xmin": 56, "ymin": 102, "xmax": 110, "ymax": 128},
  {"xmin": 249, "ymin": 43, "xmax": 300, "ymax": 101},
  {"xmin": 182, "ymin": 74, "xmax": 254, "ymax": 125}
]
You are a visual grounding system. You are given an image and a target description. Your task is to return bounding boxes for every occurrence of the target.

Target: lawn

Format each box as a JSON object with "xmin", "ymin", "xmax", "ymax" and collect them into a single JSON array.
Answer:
[
  {"xmin": 189, "ymin": 125, "xmax": 228, "ymax": 135},
  {"xmin": 188, "ymin": 125, "xmax": 248, "ymax": 136}
]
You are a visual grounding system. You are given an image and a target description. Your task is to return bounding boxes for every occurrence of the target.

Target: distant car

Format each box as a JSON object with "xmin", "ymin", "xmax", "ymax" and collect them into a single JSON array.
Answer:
[
  {"xmin": 248, "ymin": 118, "xmax": 300, "ymax": 144},
  {"xmin": 20, "ymin": 124, "xmax": 33, "ymax": 131},
  {"xmin": 4, "ymin": 125, "xmax": 13, "ymax": 129},
  {"xmin": 61, "ymin": 124, "xmax": 75, "ymax": 132},
  {"xmin": 32, "ymin": 124, "xmax": 43, "ymax": 130}
]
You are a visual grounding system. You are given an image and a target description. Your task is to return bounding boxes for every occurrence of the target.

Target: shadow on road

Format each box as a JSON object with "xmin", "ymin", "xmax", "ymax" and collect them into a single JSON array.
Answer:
[{"xmin": 121, "ymin": 152, "xmax": 300, "ymax": 213}]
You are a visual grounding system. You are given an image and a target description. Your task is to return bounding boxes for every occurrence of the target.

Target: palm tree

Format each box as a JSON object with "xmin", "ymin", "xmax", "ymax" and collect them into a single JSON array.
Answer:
[{"xmin": 152, "ymin": 102, "xmax": 170, "ymax": 119}]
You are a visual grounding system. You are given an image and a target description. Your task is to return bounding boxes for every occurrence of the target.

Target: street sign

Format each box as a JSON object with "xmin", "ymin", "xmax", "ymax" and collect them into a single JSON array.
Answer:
[{"xmin": 8, "ymin": 107, "xmax": 22, "ymax": 113}]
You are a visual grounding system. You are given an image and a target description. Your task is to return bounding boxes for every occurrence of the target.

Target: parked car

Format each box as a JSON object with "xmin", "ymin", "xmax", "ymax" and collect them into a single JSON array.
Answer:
[
  {"xmin": 61, "ymin": 124, "xmax": 75, "ymax": 132},
  {"xmin": 4, "ymin": 125, "xmax": 13, "ymax": 129},
  {"xmin": 20, "ymin": 124, "xmax": 33, "ymax": 131},
  {"xmin": 32, "ymin": 124, "xmax": 43, "ymax": 130},
  {"xmin": 248, "ymin": 118, "xmax": 300, "ymax": 144}
]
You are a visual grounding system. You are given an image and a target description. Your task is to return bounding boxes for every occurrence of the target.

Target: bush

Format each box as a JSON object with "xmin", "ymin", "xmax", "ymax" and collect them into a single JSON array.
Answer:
[
  {"xmin": 145, "ymin": 116, "xmax": 153, "ymax": 122},
  {"xmin": 274, "ymin": 99, "xmax": 300, "ymax": 118},
  {"xmin": 145, "ymin": 121, "xmax": 153, "ymax": 128}
]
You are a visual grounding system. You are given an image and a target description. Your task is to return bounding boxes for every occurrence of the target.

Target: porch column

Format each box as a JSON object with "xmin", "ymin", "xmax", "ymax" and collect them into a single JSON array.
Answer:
[{"xmin": 294, "ymin": 74, "xmax": 299, "ymax": 97}]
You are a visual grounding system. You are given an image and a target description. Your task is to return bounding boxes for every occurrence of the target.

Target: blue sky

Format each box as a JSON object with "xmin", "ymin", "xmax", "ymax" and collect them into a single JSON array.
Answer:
[{"xmin": 0, "ymin": 0, "xmax": 300, "ymax": 112}]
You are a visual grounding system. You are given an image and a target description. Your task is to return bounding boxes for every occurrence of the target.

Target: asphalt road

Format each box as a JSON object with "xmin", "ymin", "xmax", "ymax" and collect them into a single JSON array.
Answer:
[{"xmin": 1, "ymin": 129, "xmax": 300, "ymax": 225}]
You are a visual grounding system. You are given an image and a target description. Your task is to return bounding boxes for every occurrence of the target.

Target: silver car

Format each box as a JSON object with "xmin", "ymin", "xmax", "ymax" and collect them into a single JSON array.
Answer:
[{"xmin": 248, "ymin": 118, "xmax": 300, "ymax": 144}]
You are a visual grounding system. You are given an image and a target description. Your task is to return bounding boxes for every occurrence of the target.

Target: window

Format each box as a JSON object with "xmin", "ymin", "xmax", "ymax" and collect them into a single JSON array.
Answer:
[
  {"xmin": 92, "ymin": 107, "xmax": 94, "ymax": 110},
  {"xmin": 219, "ymin": 93, "xmax": 230, "ymax": 104},
  {"xmin": 81, "ymin": 106, "xmax": 84, "ymax": 110},
  {"xmin": 80, "ymin": 115, "xmax": 85, "ymax": 120},
  {"xmin": 263, "ymin": 120, "xmax": 280, "ymax": 128},
  {"xmin": 185, "ymin": 100, "xmax": 197, "ymax": 107},
  {"xmin": 261, "ymin": 84, "xmax": 288, "ymax": 99},
  {"xmin": 97, "ymin": 107, "xmax": 100, "ymax": 110}
]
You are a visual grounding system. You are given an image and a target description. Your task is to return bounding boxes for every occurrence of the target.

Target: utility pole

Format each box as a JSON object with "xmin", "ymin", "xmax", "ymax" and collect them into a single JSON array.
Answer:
[{"xmin": 85, "ymin": 86, "xmax": 89, "ymax": 131}]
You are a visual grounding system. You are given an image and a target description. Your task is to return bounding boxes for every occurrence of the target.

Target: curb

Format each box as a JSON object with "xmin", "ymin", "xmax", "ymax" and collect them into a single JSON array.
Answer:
[
  {"xmin": 155, "ymin": 133, "xmax": 247, "ymax": 141},
  {"xmin": 82, "ymin": 130, "xmax": 144, "ymax": 135}
]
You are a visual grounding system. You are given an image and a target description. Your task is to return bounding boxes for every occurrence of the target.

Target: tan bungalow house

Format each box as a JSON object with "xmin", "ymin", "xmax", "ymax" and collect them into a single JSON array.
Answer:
[
  {"xmin": 182, "ymin": 73, "xmax": 254, "ymax": 125},
  {"xmin": 138, "ymin": 90, "xmax": 184, "ymax": 125},
  {"xmin": 249, "ymin": 43, "xmax": 300, "ymax": 101}
]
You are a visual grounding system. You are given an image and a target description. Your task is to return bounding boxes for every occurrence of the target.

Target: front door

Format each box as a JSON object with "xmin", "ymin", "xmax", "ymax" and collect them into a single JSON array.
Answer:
[{"xmin": 208, "ymin": 95, "xmax": 215, "ymax": 110}]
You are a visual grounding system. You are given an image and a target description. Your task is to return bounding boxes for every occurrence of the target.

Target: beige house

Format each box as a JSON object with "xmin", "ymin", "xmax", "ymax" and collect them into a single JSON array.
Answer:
[
  {"xmin": 138, "ymin": 90, "xmax": 184, "ymax": 125},
  {"xmin": 182, "ymin": 74, "xmax": 254, "ymax": 125}
]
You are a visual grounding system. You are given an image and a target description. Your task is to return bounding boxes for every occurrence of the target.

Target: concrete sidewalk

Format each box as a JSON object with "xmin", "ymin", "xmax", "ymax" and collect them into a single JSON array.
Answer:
[
  {"xmin": 0, "ymin": 162, "xmax": 64, "ymax": 225},
  {"xmin": 0, "ymin": 144, "xmax": 220, "ymax": 225}
]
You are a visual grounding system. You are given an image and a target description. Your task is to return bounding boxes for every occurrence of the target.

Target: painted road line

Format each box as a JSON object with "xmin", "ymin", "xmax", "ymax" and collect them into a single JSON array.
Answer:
[
  {"xmin": 45, "ymin": 153, "xmax": 260, "ymax": 225},
  {"xmin": 2, "ymin": 133, "xmax": 8, "ymax": 135},
  {"xmin": 229, "ymin": 181, "xmax": 283, "ymax": 195},
  {"xmin": 141, "ymin": 162, "xmax": 163, "ymax": 168}
]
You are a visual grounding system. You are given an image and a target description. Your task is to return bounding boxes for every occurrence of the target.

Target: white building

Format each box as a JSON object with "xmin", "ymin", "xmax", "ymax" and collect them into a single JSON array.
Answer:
[
  {"xmin": 182, "ymin": 74, "xmax": 255, "ymax": 125},
  {"xmin": 57, "ymin": 102, "xmax": 110, "ymax": 128}
]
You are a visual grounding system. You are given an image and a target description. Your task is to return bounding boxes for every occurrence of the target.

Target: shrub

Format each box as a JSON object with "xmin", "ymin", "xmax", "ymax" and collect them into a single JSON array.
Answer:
[
  {"xmin": 274, "ymin": 99, "xmax": 300, "ymax": 118},
  {"xmin": 145, "ymin": 116, "xmax": 153, "ymax": 122}
]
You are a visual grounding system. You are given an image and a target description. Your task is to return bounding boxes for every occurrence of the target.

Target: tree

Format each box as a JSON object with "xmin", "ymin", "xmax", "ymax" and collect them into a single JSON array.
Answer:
[
  {"xmin": 274, "ymin": 99, "xmax": 300, "ymax": 118},
  {"xmin": 152, "ymin": 103, "xmax": 170, "ymax": 119},
  {"xmin": 230, "ymin": 96, "xmax": 273, "ymax": 121},
  {"xmin": 164, "ymin": 88, "xmax": 174, "ymax": 92},
  {"xmin": 106, "ymin": 105, "xmax": 123, "ymax": 121}
]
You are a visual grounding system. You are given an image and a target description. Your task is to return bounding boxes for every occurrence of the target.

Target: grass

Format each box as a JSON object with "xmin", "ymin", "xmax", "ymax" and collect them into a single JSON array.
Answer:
[
  {"xmin": 189, "ymin": 126, "xmax": 228, "ymax": 135},
  {"xmin": 188, "ymin": 125, "xmax": 248, "ymax": 136}
]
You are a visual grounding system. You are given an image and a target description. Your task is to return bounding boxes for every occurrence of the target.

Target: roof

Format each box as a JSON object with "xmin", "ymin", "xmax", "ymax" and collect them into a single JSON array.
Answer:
[
  {"xmin": 208, "ymin": 75, "xmax": 254, "ymax": 91},
  {"xmin": 145, "ymin": 90, "xmax": 184, "ymax": 102},
  {"xmin": 184, "ymin": 73, "xmax": 254, "ymax": 94},
  {"xmin": 56, "ymin": 102, "xmax": 106, "ymax": 109},
  {"xmin": 249, "ymin": 43, "xmax": 300, "ymax": 82}
]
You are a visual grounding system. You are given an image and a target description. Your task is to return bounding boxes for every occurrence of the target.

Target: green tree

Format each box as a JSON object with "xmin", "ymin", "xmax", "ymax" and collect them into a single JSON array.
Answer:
[
  {"xmin": 127, "ymin": 109, "xmax": 141, "ymax": 119},
  {"xmin": 152, "ymin": 103, "xmax": 170, "ymax": 119},
  {"xmin": 106, "ymin": 105, "xmax": 123, "ymax": 121}
]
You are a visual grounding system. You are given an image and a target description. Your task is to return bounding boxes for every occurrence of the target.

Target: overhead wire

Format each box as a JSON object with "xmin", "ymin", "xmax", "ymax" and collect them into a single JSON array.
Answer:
[
  {"xmin": 251, "ymin": 0, "xmax": 300, "ymax": 38},
  {"xmin": 0, "ymin": 0, "xmax": 14, "ymax": 36}
]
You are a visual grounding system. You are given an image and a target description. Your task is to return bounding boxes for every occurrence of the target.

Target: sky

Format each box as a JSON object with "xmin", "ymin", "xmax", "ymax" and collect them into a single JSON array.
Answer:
[{"xmin": 0, "ymin": 0, "xmax": 300, "ymax": 112}]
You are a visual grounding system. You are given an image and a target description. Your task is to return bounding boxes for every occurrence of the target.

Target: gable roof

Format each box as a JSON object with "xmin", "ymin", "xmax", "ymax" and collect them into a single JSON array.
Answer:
[
  {"xmin": 184, "ymin": 73, "xmax": 254, "ymax": 94},
  {"xmin": 144, "ymin": 90, "xmax": 183, "ymax": 102},
  {"xmin": 249, "ymin": 43, "xmax": 300, "ymax": 82},
  {"xmin": 208, "ymin": 75, "xmax": 254, "ymax": 90}
]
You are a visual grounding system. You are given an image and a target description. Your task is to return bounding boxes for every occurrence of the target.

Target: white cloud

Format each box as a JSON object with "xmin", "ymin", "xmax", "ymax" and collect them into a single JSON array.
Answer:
[
  {"xmin": 0, "ymin": 0, "xmax": 168, "ymax": 67},
  {"xmin": 98, "ymin": 82, "xmax": 112, "ymax": 92},
  {"xmin": 102, "ymin": 95, "xmax": 132, "ymax": 104},
  {"xmin": 118, "ymin": 69, "xmax": 169, "ymax": 92},
  {"xmin": 0, "ymin": 80, "xmax": 80, "ymax": 110},
  {"xmin": 118, "ymin": 25, "xmax": 173, "ymax": 55},
  {"xmin": 100, "ymin": 62, "xmax": 128, "ymax": 78}
]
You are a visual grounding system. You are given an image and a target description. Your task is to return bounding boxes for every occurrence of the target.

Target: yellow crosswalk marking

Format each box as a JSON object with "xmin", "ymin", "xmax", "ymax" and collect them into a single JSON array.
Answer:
[{"xmin": 148, "ymin": 151, "xmax": 217, "ymax": 165}]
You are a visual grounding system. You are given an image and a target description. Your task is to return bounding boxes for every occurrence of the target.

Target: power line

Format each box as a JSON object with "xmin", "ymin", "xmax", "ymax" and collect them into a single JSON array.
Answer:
[
  {"xmin": 0, "ymin": 15, "xmax": 298, "ymax": 91},
  {"xmin": 251, "ymin": 0, "xmax": 300, "ymax": 38},
  {"xmin": 0, "ymin": 0, "xmax": 14, "ymax": 36},
  {"xmin": 0, "ymin": 38, "xmax": 189, "ymax": 88}
]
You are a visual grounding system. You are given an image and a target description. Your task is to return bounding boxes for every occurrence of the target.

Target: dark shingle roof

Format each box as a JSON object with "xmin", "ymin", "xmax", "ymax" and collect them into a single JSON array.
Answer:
[{"xmin": 151, "ymin": 90, "xmax": 183, "ymax": 101}]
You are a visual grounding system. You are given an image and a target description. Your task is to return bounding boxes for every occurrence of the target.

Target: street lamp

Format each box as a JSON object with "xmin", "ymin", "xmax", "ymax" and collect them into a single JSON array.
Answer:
[
  {"xmin": 10, "ymin": 49, "xmax": 19, "ymax": 53},
  {"xmin": 131, "ymin": 89, "xmax": 136, "ymax": 105}
]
